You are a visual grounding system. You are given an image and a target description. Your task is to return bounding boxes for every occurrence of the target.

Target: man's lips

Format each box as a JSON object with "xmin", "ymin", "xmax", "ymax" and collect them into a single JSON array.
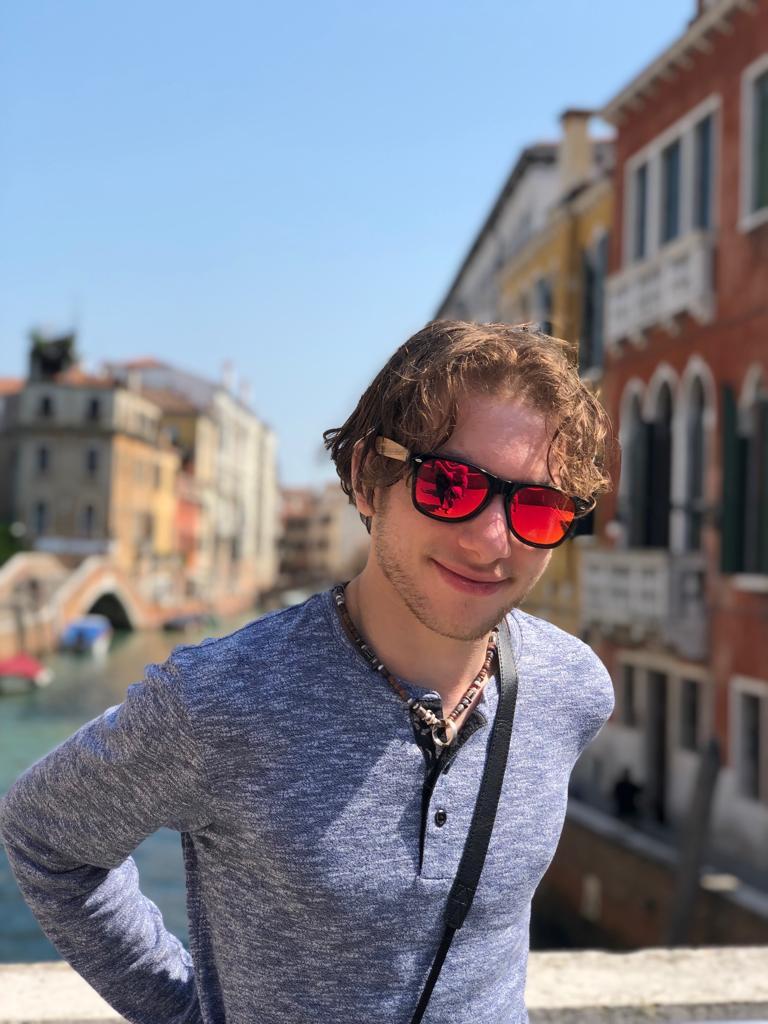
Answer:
[{"xmin": 431, "ymin": 559, "xmax": 509, "ymax": 596}]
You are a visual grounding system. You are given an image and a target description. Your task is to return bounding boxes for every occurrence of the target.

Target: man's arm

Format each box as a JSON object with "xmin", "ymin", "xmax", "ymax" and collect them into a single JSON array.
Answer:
[{"xmin": 0, "ymin": 654, "xmax": 211, "ymax": 1024}]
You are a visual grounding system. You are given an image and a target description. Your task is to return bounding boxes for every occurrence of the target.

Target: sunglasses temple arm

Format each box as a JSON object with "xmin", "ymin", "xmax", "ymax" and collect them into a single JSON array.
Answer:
[{"xmin": 375, "ymin": 437, "xmax": 410, "ymax": 462}]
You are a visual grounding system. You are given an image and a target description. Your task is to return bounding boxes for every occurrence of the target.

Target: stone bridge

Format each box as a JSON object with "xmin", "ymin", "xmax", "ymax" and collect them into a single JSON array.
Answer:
[{"xmin": 0, "ymin": 553, "xmax": 163, "ymax": 658}]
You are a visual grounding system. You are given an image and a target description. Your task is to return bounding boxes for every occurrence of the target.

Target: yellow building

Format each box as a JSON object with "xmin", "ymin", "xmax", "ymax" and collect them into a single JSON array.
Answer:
[
  {"xmin": 137, "ymin": 387, "xmax": 219, "ymax": 594},
  {"xmin": 436, "ymin": 110, "xmax": 614, "ymax": 635},
  {"xmin": 499, "ymin": 111, "xmax": 613, "ymax": 634}
]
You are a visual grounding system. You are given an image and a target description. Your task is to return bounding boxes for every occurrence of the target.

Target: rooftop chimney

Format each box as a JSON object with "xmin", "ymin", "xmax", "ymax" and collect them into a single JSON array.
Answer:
[{"xmin": 559, "ymin": 108, "xmax": 593, "ymax": 198}]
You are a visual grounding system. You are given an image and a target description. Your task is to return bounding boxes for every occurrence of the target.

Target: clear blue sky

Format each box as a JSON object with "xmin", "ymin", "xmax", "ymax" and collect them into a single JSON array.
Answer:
[{"xmin": 1, "ymin": 0, "xmax": 692, "ymax": 485}]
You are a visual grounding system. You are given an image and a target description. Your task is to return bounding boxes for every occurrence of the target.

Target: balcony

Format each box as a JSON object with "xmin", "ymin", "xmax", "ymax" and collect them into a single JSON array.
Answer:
[
  {"xmin": 2, "ymin": 949, "xmax": 767, "ymax": 1023},
  {"xmin": 606, "ymin": 231, "xmax": 714, "ymax": 347},
  {"xmin": 581, "ymin": 548, "xmax": 708, "ymax": 660}
]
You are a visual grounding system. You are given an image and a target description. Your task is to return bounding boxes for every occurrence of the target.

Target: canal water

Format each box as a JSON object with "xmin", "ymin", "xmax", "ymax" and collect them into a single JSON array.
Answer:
[{"xmin": 0, "ymin": 612, "xmax": 258, "ymax": 962}]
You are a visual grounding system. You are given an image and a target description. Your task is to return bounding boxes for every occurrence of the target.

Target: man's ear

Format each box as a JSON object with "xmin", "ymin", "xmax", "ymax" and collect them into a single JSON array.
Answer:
[{"xmin": 351, "ymin": 440, "xmax": 375, "ymax": 517}]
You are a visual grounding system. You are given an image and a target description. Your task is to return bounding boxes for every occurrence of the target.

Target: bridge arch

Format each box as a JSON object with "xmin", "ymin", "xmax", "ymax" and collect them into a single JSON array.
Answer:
[{"xmin": 87, "ymin": 591, "xmax": 134, "ymax": 630}]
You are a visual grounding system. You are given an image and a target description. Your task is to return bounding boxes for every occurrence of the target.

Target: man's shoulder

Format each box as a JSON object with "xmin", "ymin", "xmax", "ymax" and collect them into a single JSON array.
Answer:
[
  {"xmin": 508, "ymin": 607, "xmax": 597, "ymax": 662},
  {"xmin": 508, "ymin": 608, "xmax": 613, "ymax": 692},
  {"xmin": 167, "ymin": 590, "xmax": 334, "ymax": 682},
  {"xmin": 508, "ymin": 608, "xmax": 614, "ymax": 738}
]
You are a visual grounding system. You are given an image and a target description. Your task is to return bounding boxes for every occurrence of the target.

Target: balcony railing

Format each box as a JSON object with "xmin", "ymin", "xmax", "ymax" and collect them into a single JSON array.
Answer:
[
  {"xmin": 606, "ymin": 231, "xmax": 714, "ymax": 346},
  {"xmin": 581, "ymin": 548, "xmax": 709, "ymax": 660}
]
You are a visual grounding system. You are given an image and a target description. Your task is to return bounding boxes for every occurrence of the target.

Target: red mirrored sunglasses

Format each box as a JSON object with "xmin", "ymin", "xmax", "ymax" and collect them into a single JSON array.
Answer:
[{"xmin": 375, "ymin": 437, "xmax": 590, "ymax": 550}]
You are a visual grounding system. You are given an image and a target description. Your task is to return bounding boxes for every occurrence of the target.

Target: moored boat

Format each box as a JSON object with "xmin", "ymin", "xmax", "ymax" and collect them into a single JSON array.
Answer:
[
  {"xmin": 0, "ymin": 653, "xmax": 53, "ymax": 695},
  {"xmin": 59, "ymin": 614, "xmax": 113, "ymax": 656},
  {"xmin": 161, "ymin": 612, "xmax": 218, "ymax": 633}
]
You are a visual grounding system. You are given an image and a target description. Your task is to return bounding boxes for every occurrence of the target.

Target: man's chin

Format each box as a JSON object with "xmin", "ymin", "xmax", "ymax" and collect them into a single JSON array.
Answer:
[{"xmin": 424, "ymin": 600, "xmax": 520, "ymax": 642}]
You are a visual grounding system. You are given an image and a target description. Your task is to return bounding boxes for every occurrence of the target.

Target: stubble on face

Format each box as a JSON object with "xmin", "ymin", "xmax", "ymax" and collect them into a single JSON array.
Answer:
[{"xmin": 372, "ymin": 485, "xmax": 548, "ymax": 642}]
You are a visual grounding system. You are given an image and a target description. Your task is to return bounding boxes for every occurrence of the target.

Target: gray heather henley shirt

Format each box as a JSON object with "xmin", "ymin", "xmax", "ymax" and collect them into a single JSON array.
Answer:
[{"xmin": 0, "ymin": 589, "xmax": 614, "ymax": 1024}]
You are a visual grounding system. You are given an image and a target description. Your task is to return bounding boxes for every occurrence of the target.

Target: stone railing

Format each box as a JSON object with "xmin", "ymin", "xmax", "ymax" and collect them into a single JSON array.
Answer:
[
  {"xmin": 580, "ymin": 547, "xmax": 709, "ymax": 660},
  {"xmin": 605, "ymin": 230, "xmax": 714, "ymax": 347},
  {"xmin": 2, "ymin": 948, "xmax": 768, "ymax": 1023}
]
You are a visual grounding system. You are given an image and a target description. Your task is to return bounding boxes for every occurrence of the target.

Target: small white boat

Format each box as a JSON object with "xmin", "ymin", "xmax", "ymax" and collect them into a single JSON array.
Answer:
[{"xmin": 60, "ymin": 614, "xmax": 113, "ymax": 657}]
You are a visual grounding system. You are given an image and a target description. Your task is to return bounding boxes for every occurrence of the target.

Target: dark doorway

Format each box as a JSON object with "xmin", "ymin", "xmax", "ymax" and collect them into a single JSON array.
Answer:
[{"xmin": 645, "ymin": 670, "xmax": 669, "ymax": 823}]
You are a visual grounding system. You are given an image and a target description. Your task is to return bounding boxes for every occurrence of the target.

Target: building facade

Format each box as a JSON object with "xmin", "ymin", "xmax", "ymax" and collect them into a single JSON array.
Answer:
[
  {"xmin": 574, "ymin": 0, "xmax": 768, "ymax": 872},
  {"xmin": 12, "ymin": 369, "xmax": 179, "ymax": 576},
  {"xmin": 107, "ymin": 359, "xmax": 279, "ymax": 598},
  {"xmin": 435, "ymin": 143, "xmax": 560, "ymax": 323},
  {"xmin": 435, "ymin": 111, "xmax": 614, "ymax": 636},
  {"xmin": 279, "ymin": 483, "xmax": 369, "ymax": 590}
]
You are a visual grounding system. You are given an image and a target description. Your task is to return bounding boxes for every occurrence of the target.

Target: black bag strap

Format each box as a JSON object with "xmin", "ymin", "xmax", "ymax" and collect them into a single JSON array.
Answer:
[{"xmin": 409, "ymin": 617, "xmax": 519, "ymax": 1024}]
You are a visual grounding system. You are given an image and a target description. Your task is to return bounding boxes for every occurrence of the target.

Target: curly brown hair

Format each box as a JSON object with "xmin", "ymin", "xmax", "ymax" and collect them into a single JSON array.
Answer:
[{"xmin": 323, "ymin": 320, "xmax": 617, "ymax": 524}]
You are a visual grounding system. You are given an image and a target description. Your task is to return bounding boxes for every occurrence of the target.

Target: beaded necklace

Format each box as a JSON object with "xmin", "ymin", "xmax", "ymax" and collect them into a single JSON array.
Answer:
[{"xmin": 332, "ymin": 583, "xmax": 498, "ymax": 749}]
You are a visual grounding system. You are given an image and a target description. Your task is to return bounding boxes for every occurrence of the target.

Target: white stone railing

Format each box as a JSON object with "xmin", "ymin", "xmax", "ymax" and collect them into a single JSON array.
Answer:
[
  {"xmin": 581, "ymin": 547, "xmax": 670, "ymax": 638},
  {"xmin": 580, "ymin": 547, "xmax": 708, "ymax": 658},
  {"xmin": 2, "ymin": 949, "xmax": 768, "ymax": 1023},
  {"xmin": 606, "ymin": 230, "xmax": 714, "ymax": 346}
]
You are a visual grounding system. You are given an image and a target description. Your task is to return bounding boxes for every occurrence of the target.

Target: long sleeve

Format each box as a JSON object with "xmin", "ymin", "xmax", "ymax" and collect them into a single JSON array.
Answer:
[{"xmin": 0, "ymin": 654, "xmax": 211, "ymax": 1024}]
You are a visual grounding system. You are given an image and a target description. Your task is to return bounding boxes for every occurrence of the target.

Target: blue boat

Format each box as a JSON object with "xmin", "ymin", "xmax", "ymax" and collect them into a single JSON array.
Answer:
[{"xmin": 59, "ymin": 614, "xmax": 113, "ymax": 656}]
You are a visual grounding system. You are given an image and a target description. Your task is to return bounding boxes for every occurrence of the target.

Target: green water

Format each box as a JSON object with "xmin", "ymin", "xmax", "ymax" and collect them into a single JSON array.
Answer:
[{"xmin": 0, "ymin": 612, "xmax": 258, "ymax": 962}]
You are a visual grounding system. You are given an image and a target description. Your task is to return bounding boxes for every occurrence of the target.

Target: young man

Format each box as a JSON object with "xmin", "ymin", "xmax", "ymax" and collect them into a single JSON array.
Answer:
[{"xmin": 1, "ymin": 320, "xmax": 616, "ymax": 1024}]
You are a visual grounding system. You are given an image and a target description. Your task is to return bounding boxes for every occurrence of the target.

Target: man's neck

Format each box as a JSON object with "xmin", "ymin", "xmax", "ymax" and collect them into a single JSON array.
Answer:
[{"xmin": 343, "ymin": 568, "xmax": 492, "ymax": 710}]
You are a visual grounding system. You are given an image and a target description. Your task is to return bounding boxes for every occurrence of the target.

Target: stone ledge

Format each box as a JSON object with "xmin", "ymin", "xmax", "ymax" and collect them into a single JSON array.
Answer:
[{"xmin": 1, "ymin": 947, "xmax": 768, "ymax": 1023}]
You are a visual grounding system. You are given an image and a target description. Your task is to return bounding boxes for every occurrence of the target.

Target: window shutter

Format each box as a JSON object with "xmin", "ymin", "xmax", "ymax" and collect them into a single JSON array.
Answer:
[
  {"xmin": 593, "ymin": 233, "xmax": 609, "ymax": 370},
  {"xmin": 640, "ymin": 421, "xmax": 655, "ymax": 547},
  {"xmin": 757, "ymin": 398, "xmax": 768, "ymax": 574},
  {"xmin": 579, "ymin": 251, "xmax": 595, "ymax": 374},
  {"xmin": 720, "ymin": 384, "xmax": 743, "ymax": 573},
  {"xmin": 648, "ymin": 415, "xmax": 672, "ymax": 548}
]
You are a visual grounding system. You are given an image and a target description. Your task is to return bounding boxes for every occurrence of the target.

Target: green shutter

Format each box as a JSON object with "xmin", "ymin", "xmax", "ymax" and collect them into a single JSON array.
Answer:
[
  {"xmin": 757, "ymin": 399, "xmax": 768, "ymax": 574},
  {"xmin": 720, "ymin": 385, "xmax": 743, "ymax": 573},
  {"xmin": 754, "ymin": 71, "xmax": 768, "ymax": 212}
]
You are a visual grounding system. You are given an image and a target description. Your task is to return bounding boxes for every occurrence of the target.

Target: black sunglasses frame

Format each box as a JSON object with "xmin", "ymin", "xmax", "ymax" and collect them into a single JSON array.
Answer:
[{"xmin": 375, "ymin": 437, "xmax": 590, "ymax": 550}]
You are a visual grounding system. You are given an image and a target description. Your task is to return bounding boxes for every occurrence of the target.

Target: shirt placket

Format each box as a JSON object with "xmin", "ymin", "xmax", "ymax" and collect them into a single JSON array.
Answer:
[{"xmin": 413, "ymin": 698, "xmax": 488, "ymax": 880}]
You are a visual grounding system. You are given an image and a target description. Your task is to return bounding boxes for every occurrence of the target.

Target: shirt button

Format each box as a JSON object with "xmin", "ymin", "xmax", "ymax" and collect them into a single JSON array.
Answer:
[{"xmin": 434, "ymin": 809, "xmax": 448, "ymax": 827}]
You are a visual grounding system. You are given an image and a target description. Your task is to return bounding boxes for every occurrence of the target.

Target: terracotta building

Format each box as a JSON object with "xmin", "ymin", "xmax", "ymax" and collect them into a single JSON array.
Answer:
[{"xmin": 573, "ymin": 0, "xmax": 768, "ymax": 873}]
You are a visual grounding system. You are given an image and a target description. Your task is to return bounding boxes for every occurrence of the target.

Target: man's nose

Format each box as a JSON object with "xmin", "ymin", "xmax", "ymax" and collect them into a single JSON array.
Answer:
[{"xmin": 456, "ymin": 495, "xmax": 515, "ymax": 560}]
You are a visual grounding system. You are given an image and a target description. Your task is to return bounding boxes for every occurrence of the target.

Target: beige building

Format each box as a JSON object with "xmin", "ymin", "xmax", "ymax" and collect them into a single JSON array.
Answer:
[
  {"xmin": 107, "ymin": 358, "xmax": 279, "ymax": 597},
  {"xmin": 280, "ymin": 483, "xmax": 369, "ymax": 589},
  {"xmin": 13, "ymin": 367, "xmax": 179, "ymax": 577}
]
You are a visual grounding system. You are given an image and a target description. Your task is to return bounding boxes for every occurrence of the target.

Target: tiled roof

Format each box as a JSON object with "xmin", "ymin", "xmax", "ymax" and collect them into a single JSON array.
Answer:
[
  {"xmin": 53, "ymin": 367, "xmax": 116, "ymax": 389},
  {"xmin": 0, "ymin": 377, "xmax": 23, "ymax": 396},
  {"xmin": 114, "ymin": 356, "xmax": 168, "ymax": 369},
  {"xmin": 140, "ymin": 387, "xmax": 201, "ymax": 415}
]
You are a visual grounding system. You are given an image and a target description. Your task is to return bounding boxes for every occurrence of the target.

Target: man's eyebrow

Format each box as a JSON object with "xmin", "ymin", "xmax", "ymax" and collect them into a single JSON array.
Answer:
[{"xmin": 434, "ymin": 448, "xmax": 555, "ymax": 488}]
